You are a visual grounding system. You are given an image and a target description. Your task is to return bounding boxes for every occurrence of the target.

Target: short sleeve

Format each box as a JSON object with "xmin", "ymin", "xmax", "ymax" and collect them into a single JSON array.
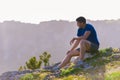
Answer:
[
  {"xmin": 85, "ymin": 24, "xmax": 93, "ymax": 32},
  {"xmin": 77, "ymin": 28, "xmax": 83, "ymax": 37}
]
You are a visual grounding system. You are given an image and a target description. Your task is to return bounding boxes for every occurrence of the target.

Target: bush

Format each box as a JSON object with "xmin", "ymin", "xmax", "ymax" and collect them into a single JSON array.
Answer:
[
  {"xmin": 26, "ymin": 56, "xmax": 42, "ymax": 70},
  {"xmin": 18, "ymin": 66, "xmax": 24, "ymax": 71},
  {"xmin": 40, "ymin": 52, "xmax": 51, "ymax": 67}
]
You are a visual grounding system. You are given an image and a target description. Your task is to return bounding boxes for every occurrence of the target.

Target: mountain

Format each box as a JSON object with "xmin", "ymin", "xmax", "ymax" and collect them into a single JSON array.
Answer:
[{"xmin": 0, "ymin": 19, "xmax": 120, "ymax": 74}]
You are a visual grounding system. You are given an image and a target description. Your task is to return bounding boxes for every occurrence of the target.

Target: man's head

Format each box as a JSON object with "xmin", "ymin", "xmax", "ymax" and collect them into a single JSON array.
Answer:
[{"xmin": 76, "ymin": 16, "xmax": 86, "ymax": 28}]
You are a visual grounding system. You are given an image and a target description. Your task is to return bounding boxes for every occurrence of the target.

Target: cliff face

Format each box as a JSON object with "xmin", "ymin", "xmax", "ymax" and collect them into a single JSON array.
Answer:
[{"xmin": 0, "ymin": 20, "xmax": 120, "ymax": 74}]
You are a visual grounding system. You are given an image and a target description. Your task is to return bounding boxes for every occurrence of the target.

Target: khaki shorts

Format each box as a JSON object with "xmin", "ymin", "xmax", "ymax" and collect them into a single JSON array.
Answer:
[{"xmin": 76, "ymin": 43, "xmax": 99, "ymax": 55}]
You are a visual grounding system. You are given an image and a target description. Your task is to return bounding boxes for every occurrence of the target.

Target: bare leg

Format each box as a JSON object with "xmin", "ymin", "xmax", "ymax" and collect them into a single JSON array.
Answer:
[
  {"xmin": 58, "ymin": 50, "xmax": 80, "ymax": 68},
  {"xmin": 79, "ymin": 39, "xmax": 91, "ymax": 60},
  {"xmin": 56, "ymin": 40, "xmax": 91, "ymax": 69}
]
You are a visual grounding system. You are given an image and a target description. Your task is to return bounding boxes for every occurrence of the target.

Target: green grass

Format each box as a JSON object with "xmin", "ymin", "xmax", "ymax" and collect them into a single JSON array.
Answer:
[
  {"xmin": 60, "ymin": 68, "xmax": 82, "ymax": 77},
  {"xmin": 20, "ymin": 73, "xmax": 34, "ymax": 80},
  {"xmin": 105, "ymin": 72, "xmax": 120, "ymax": 80},
  {"xmin": 60, "ymin": 75, "xmax": 89, "ymax": 80}
]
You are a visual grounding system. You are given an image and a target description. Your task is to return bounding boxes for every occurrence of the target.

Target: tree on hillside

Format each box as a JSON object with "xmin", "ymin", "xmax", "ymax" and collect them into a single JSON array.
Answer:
[
  {"xmin": 26, "ymin": 56, "xmax": 42, "ymax": 70},
  {"xmin": 40, "ymin": 52, "xmax": 51, "ymax": 67}
]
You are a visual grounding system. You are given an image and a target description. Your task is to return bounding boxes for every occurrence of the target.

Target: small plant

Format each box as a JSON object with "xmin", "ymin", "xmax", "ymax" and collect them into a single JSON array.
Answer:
[
  {"xmin": 60, "ymin": 66, "xmax": 82, "ymax": 77},
  {"xmin": 26, "ymin": 56, "xmax": 42, "ymax": 70},
  {"xmin": 112, "ymin": 48, "xmax": 120, "ymax": 53},
  {"xmin": 18, "ymin": 66, "xmax": 24, "ymax": 71},
  {"xmin": 24, "ymin": 66, "xmax": 27, "ymax": 70},
  {"xmin": 99, "ymin": 48, "xmax": 113, "ymax": 57},
  {"xmin": 20, "ymin": 73, "xmax": 34, "ymax": 80},
  {"xmin": 40, "ymin": 52, "xmax": 51, "ymax": 67}
]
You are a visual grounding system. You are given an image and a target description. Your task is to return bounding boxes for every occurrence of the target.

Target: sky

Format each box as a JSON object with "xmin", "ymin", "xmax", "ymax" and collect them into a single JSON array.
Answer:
[{"xmin": 0, "ymin": 0, "xmax": 120, "ymax": 24}]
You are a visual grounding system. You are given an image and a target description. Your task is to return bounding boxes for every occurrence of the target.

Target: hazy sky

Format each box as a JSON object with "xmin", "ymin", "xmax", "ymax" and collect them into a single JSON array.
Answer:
[{"xmin": 0, "ymin": 0, "xmax": 120, "ymax": 23}]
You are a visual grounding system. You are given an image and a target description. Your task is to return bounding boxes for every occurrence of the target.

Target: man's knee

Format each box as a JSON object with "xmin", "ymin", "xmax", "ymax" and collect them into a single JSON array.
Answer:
[
  {"xmin": 67, "ymin": 51, "xmax": 74, "ymax": 57},
  {"xmin": 67, "ymin": 52, "xmax": 72, "ymax": 57},
  {"xmin": 80, "ymin": 39, "xmax": 86, "ymax": 46},
  {"xmin": 80, "ymin": 39, "xmax": 91, "ymax": 50}
]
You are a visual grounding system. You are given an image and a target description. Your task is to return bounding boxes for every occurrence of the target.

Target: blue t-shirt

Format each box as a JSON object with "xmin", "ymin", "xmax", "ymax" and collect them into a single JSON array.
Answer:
[{"xmin": 77, "ymin": 24, "xmax": 99, "ymax": 46}]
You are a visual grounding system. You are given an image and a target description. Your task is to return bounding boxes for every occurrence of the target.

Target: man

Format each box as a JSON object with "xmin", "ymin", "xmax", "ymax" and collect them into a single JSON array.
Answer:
[{"xmin": 52, "ymin": 16, "xmax": 100, "ymax": 71}]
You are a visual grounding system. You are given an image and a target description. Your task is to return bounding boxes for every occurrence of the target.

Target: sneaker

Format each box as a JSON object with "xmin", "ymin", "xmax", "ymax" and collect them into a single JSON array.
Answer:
[
  {"xmin": 73, "ymin": 60, "xmax": 84, "ymax": 68},
  {"xmin": 51, "ymin": 66, "xmax": 60, "ymax": 72}
]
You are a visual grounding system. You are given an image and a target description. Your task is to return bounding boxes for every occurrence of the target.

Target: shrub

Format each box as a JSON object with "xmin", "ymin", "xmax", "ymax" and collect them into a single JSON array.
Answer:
[
  {"xmin": 26, "ymin": 56, "xmax": 42, "ymax": 70},
  {"xmin": 40, "ymin": 52, "xmax": 51, "ymax": 67}
]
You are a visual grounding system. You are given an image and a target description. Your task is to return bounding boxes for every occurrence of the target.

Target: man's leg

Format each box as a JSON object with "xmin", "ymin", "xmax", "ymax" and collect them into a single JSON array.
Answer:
[
  {"xmin": 52, "ymin": 39, "xmax": 91, "ymax": 71},
  {"xmin": 57, "ymin": 39, "xmax": 91, "ymax": 68},
  {"xmin": 58, "ymin": 50, "xmax": 80, "ymax": 68},
  {"xmin": 73, "ymin": 39, "xmax": 94, "ymax": 69},
  {"xmin": 79, "ymin": 39, "xmax": 91, "ymax": 60},
  {"xmin": 52, "ymin": 50, "xmax": 80, "ymax": 71}
]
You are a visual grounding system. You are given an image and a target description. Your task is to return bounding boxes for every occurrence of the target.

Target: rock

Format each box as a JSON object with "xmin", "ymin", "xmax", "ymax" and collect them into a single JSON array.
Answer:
[
  {"xmin": 102, "ymin": 57, "xmax": 106, "ymax": 60},
  {"xmin": 43, "ymin": 62, "xmax": 61, "ymax": 71},
  {"xmin": 0, "ymin": 70, "xmax": 40, "ymax": 80},
  {"xmin": 44, "ymin": 71, "xmax": 61, "ymax": 80},
  {"xmin": 112, "ymin": 54, "xmax": 120, "ymax": 59}
]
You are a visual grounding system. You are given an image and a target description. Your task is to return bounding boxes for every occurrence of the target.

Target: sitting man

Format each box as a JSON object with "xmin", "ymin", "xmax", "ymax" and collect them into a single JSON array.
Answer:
[{"xmin": 52, "ymin": 16, "xmax": 100, "ymax": 71}]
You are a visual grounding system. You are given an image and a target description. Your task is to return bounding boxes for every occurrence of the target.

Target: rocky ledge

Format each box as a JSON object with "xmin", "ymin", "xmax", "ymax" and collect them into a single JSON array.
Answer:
[{"xmin": 0, "ymin": 70, "xmax": 40, "ymax": 80}]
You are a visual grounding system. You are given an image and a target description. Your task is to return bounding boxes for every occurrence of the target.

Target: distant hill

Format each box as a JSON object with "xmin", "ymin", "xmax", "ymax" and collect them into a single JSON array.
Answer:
[{"xmin": 0, "ymin": 19, "xmax": 120, "ymax": 74}]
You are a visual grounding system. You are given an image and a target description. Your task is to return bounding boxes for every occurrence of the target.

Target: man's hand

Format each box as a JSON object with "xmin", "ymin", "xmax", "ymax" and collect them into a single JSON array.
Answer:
[
  {"xmin": 70, "ymin": 38, "xmax": 76, "ymax": 45},
  {"xmin": 70, "ymin": 37, "xmax": 81, "ymax": 45},
  {"xmin": 66, "ymin": 50, "xmax": 71, "ymax": 55}
]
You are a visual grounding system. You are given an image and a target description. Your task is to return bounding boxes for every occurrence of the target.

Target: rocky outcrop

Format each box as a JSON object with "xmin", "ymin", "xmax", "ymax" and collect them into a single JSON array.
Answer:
[
  {"xmin": 0, "ymin": 70, "xmax": 40, "ymax": 80},
  {"xmin": 1, "ymin": 49, "xmax": 120, "ymax": 80}
]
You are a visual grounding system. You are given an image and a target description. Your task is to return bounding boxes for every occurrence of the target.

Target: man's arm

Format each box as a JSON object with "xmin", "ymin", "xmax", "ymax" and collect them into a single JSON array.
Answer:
[
  {"xmin": 70, "ymin": 39, "xmax": 80, "ymax": 51},
  {"xmin": 75, "ymin": 31, "xmax": 91, "ymax": 40},
  {"xmin": 69, "ymin": 31, "xmax": 91, "ymax": 51},
  {"xmin": 67, "ymin": 39, "xmax": 80, "ymax": 54}
]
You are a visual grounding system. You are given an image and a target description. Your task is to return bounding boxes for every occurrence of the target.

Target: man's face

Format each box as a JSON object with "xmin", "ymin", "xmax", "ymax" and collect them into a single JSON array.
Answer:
[{"xmin": 77, "ymin": 22, "xmax": 85, "ymax": 28}]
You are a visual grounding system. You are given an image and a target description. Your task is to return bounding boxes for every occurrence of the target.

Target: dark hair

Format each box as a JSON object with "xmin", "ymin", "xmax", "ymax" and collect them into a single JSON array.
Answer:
[{"xmin": 76, "ymin": 16, "xmax": 86, "ymax": 23}]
